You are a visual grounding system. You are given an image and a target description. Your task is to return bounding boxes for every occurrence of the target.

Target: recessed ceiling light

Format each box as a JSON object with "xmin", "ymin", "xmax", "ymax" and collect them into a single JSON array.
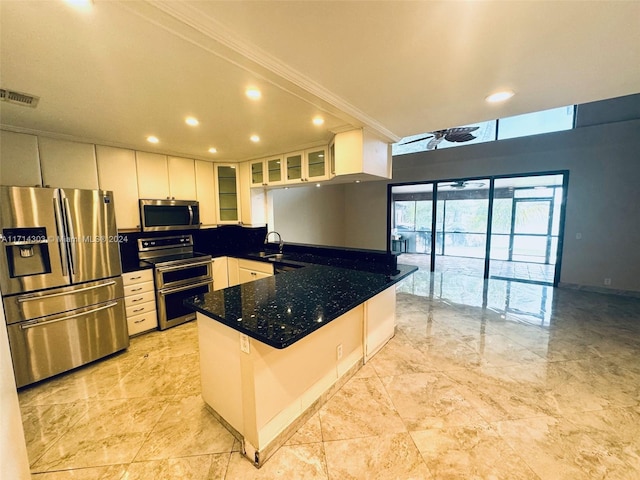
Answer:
[
  {"xmin": 312, "ymin": 116, "xmax": 325, "ymax": 126},
  {"xmin": 64, "ymin": 0, "xmax": 93, "ymax": 10},
  {"xmin": 147, "ymin": 136, "xmax": 159, "ymax": 144},
  {"xmin": 246, "ymin": 88, "xmax": 261, "ymax": 100},
  {"xmin": 250, "ymin": 135, "xmax": 260, "ymax": 143},
  {"xmin": 185, "ymin": 117, "xmax": 199, "ymax": 126},
  {"xmin": 315, "ymin": 183, "xmax": 321, "ymax": 188},
  {"xmin": 208, "ymin": 147, "xmax": 217, "ymax": 154},
  {"xmin": 486, "ymin": 90, "xmax": 515, "ymax": 103}
]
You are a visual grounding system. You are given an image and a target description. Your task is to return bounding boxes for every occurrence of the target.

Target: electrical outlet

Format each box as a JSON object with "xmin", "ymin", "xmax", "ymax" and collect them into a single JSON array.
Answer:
[
  {"xmin": 336, "ymin": 344, "xmax": 343, "ymax": 360},
  {"xmin": 240, "ymin": 334, "xmax": 250, "ymax": 354},
  {"xmin": 604, "ymin": 278, "xmax": 612, "ymax": 286},
  {"xmin": 576, "ymin": 233, "xmax": 582, "ymax": 240}
]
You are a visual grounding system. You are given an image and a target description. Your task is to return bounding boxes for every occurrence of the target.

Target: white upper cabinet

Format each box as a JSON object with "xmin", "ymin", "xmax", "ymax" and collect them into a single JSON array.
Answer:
[
  {"xmin": 304, "ymin": 146, "xmax": 330, "ymax": 182},
  {"xmin": 214, "ymin": 163, "xmax": 241, "ymax": 224},
  {"xmin": 284, "ymin": 151, "xmax": 305, "ymax": 184},
  {"xmin": 167, "ymin": 156, "xmax": 197, "ymax": 200},
  {"xmin": 332, "ymin": 129, "xmax": 391, "ymax": 179},
  {"xmin": 136, "ymin": 151, "xmax": 169, "ymax": 199},
  {"xmin": 39, "ymin": 137, "xmax": 99, "ymax": 189},
  {"xmin": 96, "ymin": 146, "xmax": 140, "ymax": 230},
  {"xmin": 0, "ymin": 130, "xmax": 41, "ymax": 187},
  {"xmin": 195, "ymin": 160, "xmax": 217, "ymax": 227},
  {"xmin": 249, "ymin": 155, "xmax": 285, "ymax": 187},
  {"xmin": 239, "ymin": 162, "xmax": 266, "ymax": 226}
]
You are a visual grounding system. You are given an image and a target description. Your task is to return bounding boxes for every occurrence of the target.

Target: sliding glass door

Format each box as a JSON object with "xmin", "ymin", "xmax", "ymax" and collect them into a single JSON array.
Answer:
[{"xmin": 390, "ymin": 171, "xmax": 567, "ymax": 286}]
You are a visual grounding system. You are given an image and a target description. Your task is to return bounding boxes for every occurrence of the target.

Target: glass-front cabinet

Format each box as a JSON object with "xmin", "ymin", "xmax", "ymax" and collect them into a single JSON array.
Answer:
[
  {"xmin": 215, "ymin": 164, "xmax": 240, "ymax": 223},
  {"xmin": 248, "ymin": 147, "xmax": 331, "ymax": 188},
  {"xmin": 249, "ymin": 156, "xmax": 285, "ymax": 187},
  {"xmin": 284, "ymin": 147, "xmax": 329, "ymax": 184},
  {"xmin": 305, "ymin": 147, "xmax": 329, "ymax": 182},
  {"xmin": 285, "ymin": 151, "xmax": 304, "ymax": 183},
  {"xmin": 267, "ymin": 156, "xmax": 285, "ymax": 185}
]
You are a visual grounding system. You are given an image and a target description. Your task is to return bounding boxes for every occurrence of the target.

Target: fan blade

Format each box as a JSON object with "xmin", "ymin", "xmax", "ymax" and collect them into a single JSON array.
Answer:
[
  {"xmin": 443, "ymin": 132, "xmax": 477, "ymax": 143},
  {"xmin": 400, "ymin": 135, "xmax": 434, "ymax": 145},
  {"xmin": 426, "ymin": 137, "xmax": 444, "ymax": 150}
]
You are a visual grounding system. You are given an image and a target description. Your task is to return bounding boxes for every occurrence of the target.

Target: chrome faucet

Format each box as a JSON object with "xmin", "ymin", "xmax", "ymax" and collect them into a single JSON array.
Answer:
[{"xmin": 264, "ymin": 231, "xmax": 284, "ymax": 254}]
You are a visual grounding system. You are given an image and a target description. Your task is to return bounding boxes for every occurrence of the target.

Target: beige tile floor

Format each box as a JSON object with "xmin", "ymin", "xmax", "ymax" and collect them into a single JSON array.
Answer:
[{"xmin": 18, "ymin": 273, "xmax": 640, "ymax": 479}]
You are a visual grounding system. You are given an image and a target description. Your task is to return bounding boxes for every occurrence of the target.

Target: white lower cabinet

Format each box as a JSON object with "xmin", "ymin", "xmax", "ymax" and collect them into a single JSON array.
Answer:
[
  {"xmin": 122, "ymin": 269, "xmax": 158, "ymax": 336},
  {"xmin": 226, "ymin": 258, "xmax": 274, "ymax": 286},
  {"xmin": 212, "ymin": 256, "xmax": 229, "ymax": 291}
]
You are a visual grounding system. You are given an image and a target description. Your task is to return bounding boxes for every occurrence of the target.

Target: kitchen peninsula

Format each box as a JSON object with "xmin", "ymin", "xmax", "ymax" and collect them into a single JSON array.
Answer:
[{"xmin": 185, "ymin": 261, "xmax": 416, "ymax": 467}]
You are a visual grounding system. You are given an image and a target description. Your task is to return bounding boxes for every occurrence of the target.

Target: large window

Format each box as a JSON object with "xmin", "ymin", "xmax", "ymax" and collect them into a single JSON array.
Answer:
[{"xmin": 392, "ymin": 105, "xmax": 575, "ymax": 156}]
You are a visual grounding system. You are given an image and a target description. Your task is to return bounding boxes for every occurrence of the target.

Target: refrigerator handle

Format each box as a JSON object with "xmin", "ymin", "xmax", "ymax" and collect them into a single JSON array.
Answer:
[
  {"xmin": 62, "ymin": 195, "xmax": 77, "ymax": 275},
  {"xmin": 53, "ymin": 193, "xmax": 70, "ymax": 278}
]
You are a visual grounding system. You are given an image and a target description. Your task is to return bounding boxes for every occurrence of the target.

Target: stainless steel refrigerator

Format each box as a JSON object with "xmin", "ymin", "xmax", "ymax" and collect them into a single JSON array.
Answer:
[{"xmin": 0, "ymin": 186, "xmax": 129, "ymax": 388}]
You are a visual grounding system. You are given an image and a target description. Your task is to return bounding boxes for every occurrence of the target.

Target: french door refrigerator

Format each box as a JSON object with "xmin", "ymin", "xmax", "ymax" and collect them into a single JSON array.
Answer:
[{"xmin": 0, "ymin": 186, "xmax": 128, "ymax": 387}]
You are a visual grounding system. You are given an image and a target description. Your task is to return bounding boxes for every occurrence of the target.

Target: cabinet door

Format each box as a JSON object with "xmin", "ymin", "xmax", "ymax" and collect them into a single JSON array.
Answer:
[
  {"xmin": 168, "ymin": 156, "xmax": 197, "ymax": 200},
  {"xmin": 39, "ymin": 137, "xmax": 99, "ymax": 189},
  {"xmin": 0, "ymin": 131, "xmax": 41, "ymax": 187},
  {"xmin": 249, "ymin": 159, "xmax": 265, "ymax": 187},
  {"xmin": 238, "ymin": 268, "xmax": 272, "ymax": 284},
  {"xmin": 136, "ymin": 151, "xmax": 169, "ymax": 199},
  {"xmin": 96, "ymin": 146, "xmax": 140, "ymax": 230},
  {"xmin": 284, "ymin": 151, "xmax": 304, "ymax": 183},
  {"xmin": 212, "ymin": 256, "xmax": 229, "ymax": 291},
  {"xmin": 215, "ymin": 164, "xmax": 240, "ymax": 224},
  {"xmin": 305, "ymin": 147, "xmax": 329, "ymax": 181},
  {"xmin": 195, "ymin": 160, "xmax": 217, "ymax": 226},
  {"xmin": 266, "ymin": 156, "xmax": 284, "ymax": 185}
]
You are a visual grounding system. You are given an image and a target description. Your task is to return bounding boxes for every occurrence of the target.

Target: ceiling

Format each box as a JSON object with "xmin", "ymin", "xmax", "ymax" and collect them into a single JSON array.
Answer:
[{"xmin": 1, "ymin": 1, "xmax": 638, "ymax": 163}]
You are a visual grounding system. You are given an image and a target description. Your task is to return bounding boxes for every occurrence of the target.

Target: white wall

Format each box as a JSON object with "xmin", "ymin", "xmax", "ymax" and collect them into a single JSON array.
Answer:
[
  {"xmin": 343, "ymin": 118, "xmax": 640, "ymax": 293},
  {"xmin": 0, "ymin": 295, "xmax": 31, "ymax": 479},
  {"xmin": 269, "ymin": 109, "xmax": 640, "ymax": 293},
  {"xmin": 271, "ymin": 184, "xmax": 347, "ymax": 246}
]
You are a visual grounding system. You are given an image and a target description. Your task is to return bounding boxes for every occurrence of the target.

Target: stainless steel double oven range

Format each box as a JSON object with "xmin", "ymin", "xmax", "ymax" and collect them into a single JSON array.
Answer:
[{"xmin": 138, "ymin": 235, "xmax": 212, "ymax": 330}]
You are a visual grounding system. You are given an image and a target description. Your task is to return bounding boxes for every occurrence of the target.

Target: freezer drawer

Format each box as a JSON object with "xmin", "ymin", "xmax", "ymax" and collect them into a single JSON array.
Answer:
[
  {"xmin": 7, "ymin": 298, "xmax": 129, "ymax": 388},
  {"xmin": 3, "ymin": 276, "xmax": 125, "ymax": 325}
]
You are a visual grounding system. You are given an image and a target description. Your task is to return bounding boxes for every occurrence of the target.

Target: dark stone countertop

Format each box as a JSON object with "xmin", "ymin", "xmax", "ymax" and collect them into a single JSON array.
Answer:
[{"xmin": 185, "ymin": 263, "xmax": 417, "ymax": 349}]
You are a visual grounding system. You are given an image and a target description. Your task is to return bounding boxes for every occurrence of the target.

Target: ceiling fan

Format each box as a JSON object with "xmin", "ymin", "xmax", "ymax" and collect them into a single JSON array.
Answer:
[
  {"xmin": 400, "ymin": 126, "xmax": 480, "ymax": 150},
  {"xmin": 443, "ymin": 180, "xmax": 486, "ymax": 189}
]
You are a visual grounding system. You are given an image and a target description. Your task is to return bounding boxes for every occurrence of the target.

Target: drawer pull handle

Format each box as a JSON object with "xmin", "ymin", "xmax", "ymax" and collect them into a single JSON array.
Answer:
[
  {"xmin": 129, "ymin": 275, "xmax": 142, "ymax": 280},
  {"xmin": 131, "ymin": 287, "xmax": 143, "ymax": 292},
  {"xmin": 132, "ymin": 307, "xmax": 145, "ymax": 313},
  {"xmin": 131, "ymin": 297, "xmax": 144, "ymax": 302},
  {"xmin": 134, "ymin": 318, "xmax": 146, "ymax": 324}
]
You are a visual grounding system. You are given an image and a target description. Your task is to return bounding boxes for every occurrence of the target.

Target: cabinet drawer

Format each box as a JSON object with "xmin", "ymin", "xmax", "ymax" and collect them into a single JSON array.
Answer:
[
  {"xmin": 122, "ymin": 269, "xmax": 153, "ymax": 286},
  {"xmin": 237, "ymin": 259, "xmax": 274, "ymax": 275},
  {"xmin": 124, "ymin": 290, "xmax": 156, "ymax": 308},
  {"xmin": 123, "ymin": 280, "xmax": 154, "ymax": 297},
  {"xmin": 125, "ymin": 300, "xmax": 156, "ymax": 318},
  {"xmin": 127, "ymin": 309, "xmax": 158, "ymax": 336}
]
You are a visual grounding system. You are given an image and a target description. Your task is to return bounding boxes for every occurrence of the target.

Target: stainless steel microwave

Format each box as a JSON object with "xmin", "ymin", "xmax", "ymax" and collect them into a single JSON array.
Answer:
[{"xmin": 139, "ymin": 199, "xmax": 200, "ymax": 232}]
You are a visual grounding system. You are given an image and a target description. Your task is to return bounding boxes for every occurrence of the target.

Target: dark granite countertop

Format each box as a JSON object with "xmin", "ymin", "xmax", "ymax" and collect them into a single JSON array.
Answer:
[{"xmin": 185, "ymin": 263, "xmax": 417, "ymax": 349}]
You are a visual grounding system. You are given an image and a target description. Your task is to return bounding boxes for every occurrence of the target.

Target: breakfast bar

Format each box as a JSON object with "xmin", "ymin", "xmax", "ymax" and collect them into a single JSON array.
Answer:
[{"xmin": 185, "ymin": 263, "xmax": 416, "ymax": 467}]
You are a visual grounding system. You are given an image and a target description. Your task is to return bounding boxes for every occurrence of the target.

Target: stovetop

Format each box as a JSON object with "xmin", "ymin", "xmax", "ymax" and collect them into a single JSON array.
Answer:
[{"xmin": 141, "ymin": 251, "xmax": 211, "ymax": 267}]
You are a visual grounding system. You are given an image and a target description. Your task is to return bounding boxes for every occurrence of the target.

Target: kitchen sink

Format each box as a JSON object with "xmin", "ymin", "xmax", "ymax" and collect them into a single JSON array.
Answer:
[{"xmin": 257, "ymin": 252, "xmax": 284, "ymax": 260}]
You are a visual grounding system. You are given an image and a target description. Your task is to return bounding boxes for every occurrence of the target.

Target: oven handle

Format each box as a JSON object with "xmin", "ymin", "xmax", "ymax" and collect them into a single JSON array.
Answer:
[
  {"xmin": 158, "ymin": 279, "xmax": 212, "ymax": 295},
  {"xmin": 156, "ymin": 259, "xmax": 212, "ymax": 274}
]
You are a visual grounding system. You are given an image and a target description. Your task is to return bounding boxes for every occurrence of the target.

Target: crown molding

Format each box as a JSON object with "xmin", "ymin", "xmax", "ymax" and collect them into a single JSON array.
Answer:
[{"xmin": 134, "ymin": 1, "xmax": 399, "ymax": 143}]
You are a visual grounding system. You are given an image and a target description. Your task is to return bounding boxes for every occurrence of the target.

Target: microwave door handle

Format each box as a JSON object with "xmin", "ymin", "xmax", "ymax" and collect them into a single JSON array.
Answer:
[
  {"xmin": 62, "ymin": 195, "xmax": 77, "ymax": 274},
  {"xmin": 187, "ymin": 205, "xmax": 194, "ymax": 226},
  {"xmin": 53, "ymin": 194, "xmax": 69, "ymax": 277}
]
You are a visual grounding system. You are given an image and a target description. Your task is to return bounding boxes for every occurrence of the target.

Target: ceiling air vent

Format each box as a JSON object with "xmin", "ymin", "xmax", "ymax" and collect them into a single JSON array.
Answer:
[{"xmin": 0, "ymin": 88, "xmax": 40, "ymax": 108}]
